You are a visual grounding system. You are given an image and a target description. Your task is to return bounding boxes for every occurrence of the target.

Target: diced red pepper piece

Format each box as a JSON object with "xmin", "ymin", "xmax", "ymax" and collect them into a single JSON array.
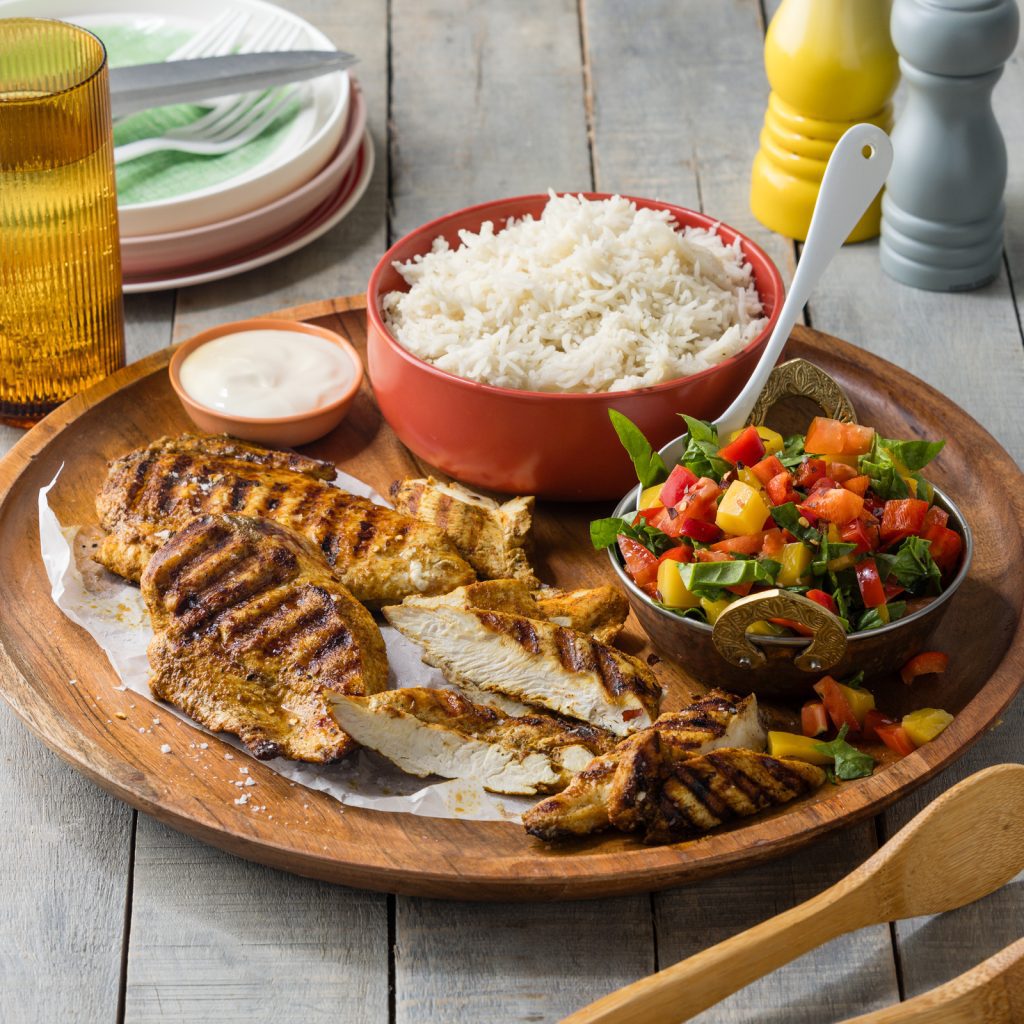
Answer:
[
  {"xmin": 855, "ymin": 558, "xmax": 887, "ymax": 609},
  {"xmin": 840, "ymin": 518, "xmax": 879, "ymax": 555},
  {"xmin": 795, "ymin": 457, "xmax": 828, "ymax": 490},
  {"xmin": 634, "ymin": 506, "xmax": 664, "ymax": 525},
  {"xmin": 711, "ymin": 533, "xmax": 764, "ymax": 555},
  {"xmin": 717, "ymin": 426, "xmax": 766, "ymax": 467},
  {"xmin": 875, "ymin": 722, "xmax": 917, "ymax": 757},
  {"xmin": 806, "ymin": 589, "xmax": 838, "ymax": 614},
  {"xmin": 726, "ymin": 582, "xmax": 753, "ymax": 597},
  {"xmin": 826, "ymin": 461, "xmax": 860, "ymax": 483},
  {"xmin": 900, "ymin": 651, "xmax": 949, "ymax": 686},
  {"xmin": 863, "ymin": 708, "xmax": 897, "ymax": 744},
  {"xmin": 809, "ymin": 476, "xmax": 840, "ymax": 494},
  {"xmin": 618, "ymin": 536, "xmax": 659, "ymax": 587},
  {"xmin": 922, "ymin": 523, "xmax": 962, "ymax": 573},
  {"xmin": 751, "ymin": 455, "xmax": 785, "ymax": 486},
  {"xmin": 801, "ymin": 701, "xmax": 830, "ymax": 738},
  {"xmin": 802, "ymin": 487, "xmax": 866, "ymax": 524},
  {"xmin": 768, "ymin": 617, "xmax": 816, "ymax": 637},
  {"xmin": 923, "ymin": 506, "xmax": 949, "ymax": 530},
  {"xmin": 676, "ymin": 477, "xmax": 722, "ymax": 522},
  {"xmin": 766, "ymin": 471, "xmax": 799, "ymax": 507},
  {"xmin": 760, "ymin": 528, "xmax": 786, "ymax": 560},
  {"xmin": 659, "ymin": 464, "xmax": 699, "ymax": 508},
  {"xmin": 842, "ymin": 475, "xmax": 871, "ymax": 497},
  {"xmin": 814, "ymin": 676, "xmax": 861, "ymax": 734},
  {"xmin": 880, "ymin": 498, "xmax": 929, "ymax": 543},
  {"xmin": 657, "ymin": 545, "xmax": 693, "ymax": 565},
  {"xmin": 883, "ymin": 580, "xmax": 906, "ymax": 600},
  {"xmin": 804, "ymin": 418, "xmax": 847, "ymax": 455}
]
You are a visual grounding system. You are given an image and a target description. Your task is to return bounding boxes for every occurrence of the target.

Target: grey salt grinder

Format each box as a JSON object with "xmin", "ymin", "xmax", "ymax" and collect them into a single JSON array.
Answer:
[{"xmin": 880, "ymin": 0, "xmax": 1020, "ymax": 291}]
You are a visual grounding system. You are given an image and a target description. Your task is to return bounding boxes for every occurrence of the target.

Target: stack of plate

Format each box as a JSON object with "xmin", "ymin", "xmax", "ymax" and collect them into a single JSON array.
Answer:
[{"xmin": 5, "ymin": 0, "xmax": 374, "ymax": 293}]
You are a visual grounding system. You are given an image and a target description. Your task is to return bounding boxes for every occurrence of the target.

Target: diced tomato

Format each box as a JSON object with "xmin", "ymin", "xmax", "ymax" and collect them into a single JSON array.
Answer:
[
  {"xmin": 659, "ymin": 464, "xmax": 699, "ymax": 508},
  {"xmin": 678, "ymin": 518, "xmax": 722, "ymax": 543},
  {"xmin": 875, "ymin": 722, "xmax": 917, "ymax": 757},
  {"xmin": 840, "ymin": 518, "xmax": 879, "ymax": 555},
  {"xmin": 804, "ymin": 418, "xmax": 847, "ymax": 455},
  {"xmin": 695, "ymin": 548, "xmax": 733, "ymax": 563},
  {"xmin": 806, "ymin": 589, "xmax": 838, "ymax": 614},
  {"xmin": 922, "ymin": 523, "xmax": 962, "ymax": 573},
  {"xmin": 814, "ymin": 676, "xmax": 861, "ymax": 734},
  {"xmin": 676, "ymin": 477, "xmax": 722, "ymax": 522},
  {"xmin": 795, "ymin": 458, "xmax": 828, "ymax": 489},
  {"xmin": 718, "ymin": 426, "xmax": 766, "ymax": 467},
  {"xmin": 801, "ymin": 701, "xmax": 830, "ymax": 737},
  {"xmin": 802, "ymin": 487, "xmax": 866, "ymax": 524},
  {"xmin": 900, "ymin": 651, "xmax": 949, "ymax": 686},
  {"xmin": 880, "ymin": 499, "xmax": 929, "ymax": 543},
  {"xmin": 768, "ymin": 617, "xmax": 816, "ymax": 637},
  {"xmin": 711, "ymin": 533, "xmax": 764, "ymax": 555},
  {"xmin": 761, "ymin": 528, "xmax": 786, "ymax": 560},
  {"xmin": 809, "ymin": 476, "xmax": 839, "ymax": 494},
  {"xmin": 855, "ymin": 558, "xmax": 887, "ymax": 609},
  {"xmin": 766, "ymin": 471, "xmax": 799, "ymax": 506},
  {"xmin": 826, "ymin": 461, "xmax": 860, "ymax": 483},
  {"xmin": 657, "ymin": 545, "xmax": 693, "ymax": 565},
  {"xmin": 842, "ymin": 475, "xmax": 871, "ymax": 497},
  {"xmin": 883, "ymin": 580, "xmax": 906, "ymax": 600},
  {"xmin": 841, "ymin": 423, "xmax": 875, "ymax": 456},
  {"xmin": 726, "ymin": 582, "xmax": 753, "ymax": 597},
  {"xmin": 634, "ymin": 506, "xmax": 664, "ymax": 525},
  {"xmin": 923, "ymin": 506, "xmax": 949, "ymax": 530},
  {"xmin": 618, "ymin": 536, "xmax": 659, "ymax": 587},
  {"xmin": 751, "ymin": 455, "xmax": 785, "ymax": 486},
  {"xmin": 863, "ymin": 708, "xmax": 897, "ymax": 744}
]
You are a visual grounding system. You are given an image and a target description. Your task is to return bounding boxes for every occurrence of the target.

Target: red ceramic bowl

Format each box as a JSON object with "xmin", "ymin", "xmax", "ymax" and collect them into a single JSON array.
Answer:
[{"xmin": 366, "ymin": 193, "xmax": 784, "ymax": 501}]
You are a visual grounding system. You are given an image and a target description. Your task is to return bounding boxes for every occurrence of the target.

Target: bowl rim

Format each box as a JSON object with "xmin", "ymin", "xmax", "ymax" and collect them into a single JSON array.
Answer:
[
  {"xmin": 168, "ymin": 317, "xmax": 364, "ymax": 427},
  {"xmin": 365, "ymin": 191, "xmax": 786, "ymax": 404},
  {"xmin": 607, "ymin": 481, "xmax": 974, "ymax": 645}
]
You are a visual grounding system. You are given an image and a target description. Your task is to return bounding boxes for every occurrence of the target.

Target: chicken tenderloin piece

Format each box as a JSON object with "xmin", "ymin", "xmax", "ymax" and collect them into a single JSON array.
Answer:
[
  {"xmin": 328, "ymin": 687, "xmax": 615, "ymax": 795},
  {"xmin": 522, "ymin": 691, "xmax": 773, "ymax": 841},
  {"xmin": 141, "ymin": 514, "xmax": 388, "ymax": 763},
  {"xmin": 389, "ymin": 476, "xmax": 538, "ymax": 585},
  {"xmin": 97, "ymin": 433, "xmax": 476, "ymax": 605},
  {"xmin": 382, "ymin": 602, "xmax": 662, "ymax": 736}
]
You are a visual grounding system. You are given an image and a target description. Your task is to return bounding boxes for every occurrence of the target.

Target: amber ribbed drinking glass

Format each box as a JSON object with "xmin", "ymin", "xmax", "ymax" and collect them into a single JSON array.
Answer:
[{"xmin": 0, "ymin": 18, "xmax": 125, "ymax": 426}]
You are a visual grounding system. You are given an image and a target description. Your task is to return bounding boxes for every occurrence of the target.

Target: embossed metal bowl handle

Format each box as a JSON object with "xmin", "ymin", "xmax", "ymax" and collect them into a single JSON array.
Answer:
[
  {"xmin": 712, "ymin": 588, "xmax": 848, "ymax": 672},
  {"xmin": 746, "ymin": 358, "xmax": 858, "ymax": 427}
]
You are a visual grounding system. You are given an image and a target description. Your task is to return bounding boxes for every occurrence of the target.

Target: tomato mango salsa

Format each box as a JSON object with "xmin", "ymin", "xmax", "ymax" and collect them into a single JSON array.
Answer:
[{"xmin": 592, "ymin": 413, "xmax": 963, "ymax": 634}]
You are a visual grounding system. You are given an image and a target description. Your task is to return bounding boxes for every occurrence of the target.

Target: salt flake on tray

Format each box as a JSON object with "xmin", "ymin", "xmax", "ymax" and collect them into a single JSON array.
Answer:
[{"xmin": 37, "ymin": 468, "xmax": 530, "ymax": 824}]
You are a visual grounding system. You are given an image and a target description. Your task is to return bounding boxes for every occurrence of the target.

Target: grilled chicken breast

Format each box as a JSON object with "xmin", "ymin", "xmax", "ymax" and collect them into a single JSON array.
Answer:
[
  {"xmin": 141, "ymin": 513, "xmax": 388, "ymax": 763},
  {"xmin": 401, "ymin": 578, "xmax": 629, "ymax": 644},
  {"xmin": 523, "ymin": 691, "xmax": 764, "ymax": 840},
  {"xmin": 97, "ymin": 433, "xmax": 476, "ymax": 605},
  {"xmin": 328, "ymin": 687, "xmax": 615, "ymax": 795},
  {"xmin": 382, "ymin": 602, "xmax": 662, "ymax": 735},
  {"xmin": 389, "ymin": 476, "xmax": 538, "ymax": 584}
]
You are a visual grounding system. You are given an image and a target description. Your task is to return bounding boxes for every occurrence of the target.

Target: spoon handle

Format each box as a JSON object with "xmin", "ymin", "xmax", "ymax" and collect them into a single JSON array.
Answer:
[
  {"xmin": 559, "ymin": 878, "xmax": 871, "ymax": 1024},
  {"xmin": 715, "ymin": 123, "xmax": 893, "ymax": 438}
]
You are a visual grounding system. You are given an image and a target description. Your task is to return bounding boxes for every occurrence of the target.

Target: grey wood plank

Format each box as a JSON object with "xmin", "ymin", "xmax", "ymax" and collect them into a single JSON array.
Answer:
[
  {"xmin": 583, "ymin": 2, "xmax": 897, "ymax": 1018},
  {"xmin": 123, "ymin": 820, "xmax": 388, "ymax": 1023},
  {"xmin": 124, "ymin": 293, "xmax": 176, "ymax": 363}
]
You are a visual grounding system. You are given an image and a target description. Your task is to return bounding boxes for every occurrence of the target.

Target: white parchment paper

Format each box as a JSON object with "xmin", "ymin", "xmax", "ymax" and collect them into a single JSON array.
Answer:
[{"xmin": 38, "ymin": 469, "xmax": 531, "ymax": 823}]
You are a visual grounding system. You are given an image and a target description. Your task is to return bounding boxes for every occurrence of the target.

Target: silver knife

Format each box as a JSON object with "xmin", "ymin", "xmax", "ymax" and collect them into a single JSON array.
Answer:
[{"xmin": 109, "ymin": 50, "xmax": 357, "ymax": 118}]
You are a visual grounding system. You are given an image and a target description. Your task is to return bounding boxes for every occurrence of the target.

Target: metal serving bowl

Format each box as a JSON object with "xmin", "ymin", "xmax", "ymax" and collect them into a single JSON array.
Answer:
[{"xmin": 608, "ymin": 484, "xmax": 973, "ymax": 700}]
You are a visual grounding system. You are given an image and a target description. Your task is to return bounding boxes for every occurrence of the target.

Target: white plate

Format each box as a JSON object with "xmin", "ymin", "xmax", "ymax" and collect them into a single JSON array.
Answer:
[
  {"xmin": 1, "ymin": 0, "xmax": 350, "ymax": 236},
  {"xmin": 121, "ymin": 130, "xmax": 374, "ymax": 292}
]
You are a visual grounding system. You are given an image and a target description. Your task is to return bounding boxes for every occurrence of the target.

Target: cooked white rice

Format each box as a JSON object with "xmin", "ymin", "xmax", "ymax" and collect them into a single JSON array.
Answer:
[{"xmin": 382, "ymin": 192, "xmax": 768, "ymax": 394}]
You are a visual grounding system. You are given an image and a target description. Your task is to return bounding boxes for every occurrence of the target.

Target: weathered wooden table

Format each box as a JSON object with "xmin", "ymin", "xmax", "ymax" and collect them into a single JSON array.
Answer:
[{"xmin": 3, "ymin": 2, "xmax": 1022, "ymax": 1021}]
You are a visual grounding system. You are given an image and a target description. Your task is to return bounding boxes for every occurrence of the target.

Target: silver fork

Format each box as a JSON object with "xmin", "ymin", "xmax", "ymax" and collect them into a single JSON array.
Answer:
[{"xmin": 163, "ymin": 11, "xmax": 250, "ymax": 65}]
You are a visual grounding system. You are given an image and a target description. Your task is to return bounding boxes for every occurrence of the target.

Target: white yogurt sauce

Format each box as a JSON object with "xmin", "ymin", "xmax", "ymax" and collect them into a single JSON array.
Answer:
[{"xmin": 179, "ymin": 329, "xmax": 354, "ymax": 418}]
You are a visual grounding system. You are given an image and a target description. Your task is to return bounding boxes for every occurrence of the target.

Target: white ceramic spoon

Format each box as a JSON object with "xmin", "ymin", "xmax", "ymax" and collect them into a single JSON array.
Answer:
[{"xmin": 656, "ymin": 122, "xmax": 894, "ymax": 472}]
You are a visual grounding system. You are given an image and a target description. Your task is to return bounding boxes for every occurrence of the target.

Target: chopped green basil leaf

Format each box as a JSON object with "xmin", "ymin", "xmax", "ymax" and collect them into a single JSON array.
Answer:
[
  {"xmin": 679, "ymin": 557, "xmax": 779, "ymax": 598},
  {"xmin": 778, "ymin": 433, "xmax": 806, "ymax": 469},
  {"xmin": 812, "ymin": 538, "xmax": 857, "ymax": 576},
  {"xmin": 814, "ymin": 725, "xmax": 875, "ymax": 780},
  {"xmin": 843, "ymin": 670, "xmax": 866, "ymax": 689},
  {"xmin": 889, "ymin": 535, "xmax": 942, "ymax": 595},
  {"xmin": 857, "ymin": 601, "xmax": 907, "ymax": 632},
  {"xmin": 590, "ymin": 517, "xmax": 630, "ymax": 550},
  {"xmin": 679, "ymin": 415, "xmax": 718, "ymax": 445},
  {"xmin": 590, "ymin": 517, "xmax": 675, "ymax": 557},
  {"xmin": 655, "ymin": 603, "xmax": 708, "ymax": 624},
  {"xmin": 609, "ymin": 410, "xmax": 667, "ymax": 488},
  {"xmin": 770, "ymin": 502, "xmax": 820, "ymax": 545},
  {"xmin": 878, "ymin": 437, "xmax": 945, "ymax": 472},
  {"xmin": 676, "ymin": 416, "xmax": 730, "ymax": 482}
]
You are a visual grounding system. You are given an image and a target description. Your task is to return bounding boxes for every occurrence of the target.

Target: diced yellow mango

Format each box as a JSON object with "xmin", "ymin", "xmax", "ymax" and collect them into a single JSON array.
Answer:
[
  {"xmin": 730, "ymin": 425, "xmax": 784, "ymax": 456},
  {"xmin": 639, "ymin": 484, "xmax": 664, "ymax": 510},
  {"xmin": 715, "ymin": 480, "xmax": 770, "ymax": 537},
  {"xmin": 657, "ymin": 559, "xmax": 701, "ymax": 609},
  {"xmin": 827, "ymin": 523, "xmax": 841, "ymax": 544},
  {"xmin": 747, "ymin": 619, "xmax": 786, "ymax": 636},
  {"xmin": 738, "ymin": 467, "xmax": 764, "ymax": 491},
  {"xmin": 902, "ymin": 708, "xmax": 954, "ymax": 747},
  {"xmin": 902, "ymin": 476, "xmax": 918, "ymax": 497},
  {"xmin": 768, "ymin": 731, "xmax": 834, "ymax": 766},
  {"xmin": 777, "ymin": 542, "xmax": 813, "ymax": 586},
  {"xmin": 700, "ymin": 596, "xmax": 733, "ymax": 624},
  {"xmin": 827, "ymin": 553, "xmax": 857, "ymax": 572},
  {"xmin": 837, "ymin": 683, "xmax": 875, "ymax": 725}
]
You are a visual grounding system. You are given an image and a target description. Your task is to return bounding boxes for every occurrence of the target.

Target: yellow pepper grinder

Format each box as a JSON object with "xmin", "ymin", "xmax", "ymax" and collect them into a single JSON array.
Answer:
[{"xmin": 750, "ymin": 0, "xmax": 899, "ymax": 241}]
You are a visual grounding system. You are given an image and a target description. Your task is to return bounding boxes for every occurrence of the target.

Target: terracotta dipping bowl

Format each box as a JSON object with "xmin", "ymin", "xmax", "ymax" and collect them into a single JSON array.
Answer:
[
  {"xmin": 169, "ymin": 318, "xmax": 364, "ymax": 447},
  {"xmin": 366, "ymin": 193, "xmax": 785, "ymax": 501},
  {"xmin": 608, "ymin": 484, "xmax": 974, "ymax": 699}
]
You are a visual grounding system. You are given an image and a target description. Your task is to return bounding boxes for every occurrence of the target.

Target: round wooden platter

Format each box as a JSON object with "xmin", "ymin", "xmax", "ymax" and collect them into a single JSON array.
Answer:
[{"xmin": 1, "ymin": 294, "xmax": 1022, "ymax": 902}]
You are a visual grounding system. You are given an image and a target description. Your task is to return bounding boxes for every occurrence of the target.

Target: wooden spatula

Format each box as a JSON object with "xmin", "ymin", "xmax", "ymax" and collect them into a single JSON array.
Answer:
[
  {"xmin": 560, "ymin": 763, "xmax": 1024, "ymax": 1024},
  {"xmin": 837, "ymin": 936, "xmax": 1024, "ymax": 1023}
]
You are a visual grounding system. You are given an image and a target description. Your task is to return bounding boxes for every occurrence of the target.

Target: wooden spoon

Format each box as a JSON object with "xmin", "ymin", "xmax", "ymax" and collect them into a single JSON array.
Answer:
[
  {"xmin": 560, "ymin": 763, "xmax": 1024, "ymax": 1024},
  {"xmin": 837, "ymin": 936, "xmax": 1024, "ymax": 1023}
]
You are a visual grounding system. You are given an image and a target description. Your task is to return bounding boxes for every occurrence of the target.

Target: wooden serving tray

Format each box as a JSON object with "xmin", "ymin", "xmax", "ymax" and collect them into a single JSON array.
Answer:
[{"xmin": 1, "ymin": 295, "xmax": 1022, "ymax": 901}]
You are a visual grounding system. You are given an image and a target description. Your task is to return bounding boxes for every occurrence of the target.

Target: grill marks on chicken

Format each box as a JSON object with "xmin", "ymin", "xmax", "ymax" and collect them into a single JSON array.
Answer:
[
  {"xmin": 383, "ymin": 601, "xmax": 662, "ymax": 735},
  {"xmin": 142, "ymin": 514, "xmax": 388, "ymax": 763},
  {"xmin": 97, "ymin": 433, "xmax": 476, "ymax": 605},
  {"xmin": 328, "ymin": 687, "xmax": 615, "ymax": 795},
  {"xmin": 523, "ymin": 691, "xmax": 825, "ymax": 843}
]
